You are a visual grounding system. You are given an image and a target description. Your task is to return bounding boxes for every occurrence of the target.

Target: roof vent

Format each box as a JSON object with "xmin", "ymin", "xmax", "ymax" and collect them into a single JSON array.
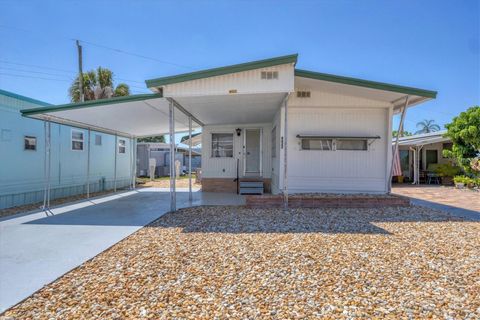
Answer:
[
  {"xmin": 261, "ymin": 71, "xmax": 278, "ymax": 80},
  {"xmin": 296, "ymin": 90, "xmax": 311, "ymax": 98}
]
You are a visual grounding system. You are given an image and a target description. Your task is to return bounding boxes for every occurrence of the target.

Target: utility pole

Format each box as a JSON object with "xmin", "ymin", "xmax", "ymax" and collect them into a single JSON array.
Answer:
[{"xmin": 76, "ymin": 40, "xmax": 84, "ymax": 102}]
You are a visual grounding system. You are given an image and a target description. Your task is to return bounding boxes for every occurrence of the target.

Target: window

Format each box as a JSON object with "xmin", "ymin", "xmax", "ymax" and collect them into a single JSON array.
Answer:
[
  {"xmin": 299, "ymin": 137, "xmax": 370, "ymax": 151},
  {"xmin": 426, "ymin": 150, "xmax": 438, "ymax": 167},
  {"xmin": 261, "ymin": 71, "xmax": 278, "ymax": 80},
  {"xmin": 301, "ymin": 139, "xmax": 333, "ymax": 150},
  {"xmin": 71, "ymin": 130, "xmax": 84, "ymax": 151},
  {"xmin": 118, "ymin": 139, "xmax": 126, "ymax": 154},
  {"xmin": 296, "ymin": 91, "xmax": 311, "ymax": 98},
  {"xmin": 95, "ymin": 134, "xmax": 102, "ymax": 146},
  {"xmin": 271, "ymin": 127, "xmax": 276, "ymax": 158},
  {"xmin": 336, "ymin": 139, "xmax": 368, "ymax": 151},
  {"xmin": 211, "ymin": 133, "xmax": 233, "ymax": 157},
  {"xmin": 24, "ymin": 136, "xmax": 37, "ymax": 150}
]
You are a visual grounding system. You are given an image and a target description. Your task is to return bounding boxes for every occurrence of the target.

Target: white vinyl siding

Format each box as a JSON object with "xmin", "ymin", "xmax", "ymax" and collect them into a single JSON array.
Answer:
[
  {"xmin": 286, "ymin": 107, "xmax": 388, "ymax": 193},
  {"xmin": 163, "ymin": 63, "xmax": 294, "ymax": 97}
]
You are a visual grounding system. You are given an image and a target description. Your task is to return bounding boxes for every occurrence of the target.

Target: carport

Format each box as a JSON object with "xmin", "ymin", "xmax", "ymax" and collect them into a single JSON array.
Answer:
[{"xmin": 21, "ymin": 90, "xmax": 289, "ymax": 211}]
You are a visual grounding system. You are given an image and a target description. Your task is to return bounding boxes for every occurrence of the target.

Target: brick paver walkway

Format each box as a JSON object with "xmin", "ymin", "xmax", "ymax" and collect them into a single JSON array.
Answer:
[{"xmin": 392, "ymin": 185, "xmax": 480, "ymax": 213}]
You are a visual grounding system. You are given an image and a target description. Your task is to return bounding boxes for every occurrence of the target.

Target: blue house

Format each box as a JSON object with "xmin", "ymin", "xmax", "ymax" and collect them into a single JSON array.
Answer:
[{"xmin": 0, "ymin": 89, "xmax": 134, "ymax": 209}]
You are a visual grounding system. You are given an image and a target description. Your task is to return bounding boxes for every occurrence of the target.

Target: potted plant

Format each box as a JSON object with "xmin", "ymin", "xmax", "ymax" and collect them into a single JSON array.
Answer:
[
  {"xmin": 397, "ymin": 175, "xmax": 405, "ymax": 183},
  {"xmin": 454, "ymin": 175, "xmax": 466, "ymax": 189},
  {"xmin": 435, "ymin": 164, "xmax": 462, "ymax": 185}
]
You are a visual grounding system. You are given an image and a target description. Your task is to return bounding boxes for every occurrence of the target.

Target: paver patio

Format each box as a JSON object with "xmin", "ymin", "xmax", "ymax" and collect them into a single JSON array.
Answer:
[
  {"xmin": 2, "ymin": 205, "xmax": 479, "ymax": 319},
  {"xmin": 392, "ymin": 185, "xmax": 480, "ymax": 215}
]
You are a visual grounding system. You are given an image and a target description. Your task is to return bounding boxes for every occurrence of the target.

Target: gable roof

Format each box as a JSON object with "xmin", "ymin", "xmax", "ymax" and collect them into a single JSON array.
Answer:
[
  {"xmin": 145, "ymin": 54, "xmax": 298, "ymax": 88},
  {"xmin": 295, "ymin": 69, "xmax": 437, "ymax": 99}
]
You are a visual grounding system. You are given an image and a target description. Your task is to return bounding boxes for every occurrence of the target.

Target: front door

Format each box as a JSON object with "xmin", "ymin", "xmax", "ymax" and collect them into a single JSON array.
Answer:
[{"xmin": 244, "ymin": 129, "xmax": 262, "ymax": 175}]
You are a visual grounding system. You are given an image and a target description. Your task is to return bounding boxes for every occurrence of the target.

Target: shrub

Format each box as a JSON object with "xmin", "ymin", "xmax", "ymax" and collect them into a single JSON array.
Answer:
[{"xmin": 435, "ymin": 164, "xmax": 462, "ymax": 177}]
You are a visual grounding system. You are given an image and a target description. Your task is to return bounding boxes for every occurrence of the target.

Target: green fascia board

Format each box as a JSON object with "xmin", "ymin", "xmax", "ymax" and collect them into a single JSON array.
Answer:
[
  {"xmin": 145, "ymin": 54, "xmax": 298, "ymax": 88},
  {"xmin": 295, "ymin": 69, "xmax": 437, "ymax": 99},
  {"xmin": 0, "ymin": 88, "xmax": 51, "ymax": 107},
  {"xmin": 180, "ymin": 132, "xmax": 201, "ymax": 143},
  {"xmin": 21, "ymin": 93, "xmax": 162, "ymax": 116}
]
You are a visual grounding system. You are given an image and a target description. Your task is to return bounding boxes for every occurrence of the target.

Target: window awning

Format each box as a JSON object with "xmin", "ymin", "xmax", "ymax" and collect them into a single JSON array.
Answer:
[{"xmin": 296, "ymin": 135, "xmax": 381, "ymax": 140}]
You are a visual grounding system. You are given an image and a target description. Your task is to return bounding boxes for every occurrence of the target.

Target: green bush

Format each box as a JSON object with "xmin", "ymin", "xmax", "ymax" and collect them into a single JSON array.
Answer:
[
  {"xmin": 435, "ymin": 164, "xmax": 462, "ymax": 177},
  {"xmin": 454, "ymin": 175, "xmax": 476, "ymax": 188}
]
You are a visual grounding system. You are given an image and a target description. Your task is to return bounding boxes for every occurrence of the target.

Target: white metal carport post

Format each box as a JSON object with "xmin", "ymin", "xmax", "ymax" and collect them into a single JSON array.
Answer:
[
  {"xmin": 169, "ymin": 100, "xmax": 176, "ymax": 211},
  {"xmin": 114, "ymin": 134, "xmax": 118, "ymax": 192},
  {"xmin": 283, "ymin": 94, "xmax": 289, "ymax": 210},
  {"xmin": 188, "ymin": 116, "xmax": 193, "ymax": 202},
  {"xmin": 86, "ymin": 128, "xmax": 91, "ymax": 198},
  {"xmin": 389, "ymin": 95, "xmax": 409, "ymax": 192},
  {"xmin": 42, "ymin": 120, "xmax": 52, "ymax": 212}
]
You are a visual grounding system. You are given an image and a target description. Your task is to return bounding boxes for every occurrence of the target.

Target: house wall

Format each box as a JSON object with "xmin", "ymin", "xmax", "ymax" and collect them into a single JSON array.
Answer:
[
  {"xmin": 284, "ymin": 89, "xmax": 392, "ymax": 194},
  {"xmin": 201, "ymin": 122, "xmax": 273, "ymax": 192},
  {"xmin": 163, "ymin": 63, "xmax": 294, "ymax": 97},
  {"xmin": 399, "ymin": 142, "xmax": 451, "ymax": 180},
  {"xmin": 0, "ymin": 92, "xmax": 133, "ymax": 209}
]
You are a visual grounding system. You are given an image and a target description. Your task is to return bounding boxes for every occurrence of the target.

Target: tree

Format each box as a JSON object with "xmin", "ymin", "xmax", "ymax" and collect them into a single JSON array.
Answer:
[
  {"xmin": 69, "ymin": 67, "xmax": 130, "ymax": 102},
  {"xmin": 392, "ymin": 130, "xmax": 413, "ymax": 137},
  {"xmin": 414, "ymin": 119, "xmax": 441, "ymax": 134},
  {"xmin": 443, "ymin": 106, "xmax": 480, "ymax": 174},
  {"xmin": 137, "ymin": 136, "xmax": 165, "ymax": 143}
]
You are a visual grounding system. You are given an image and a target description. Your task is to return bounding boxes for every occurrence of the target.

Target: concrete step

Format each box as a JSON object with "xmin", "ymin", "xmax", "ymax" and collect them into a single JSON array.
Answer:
[
  {"xmin": 239, "ymin": 187, "xmax": 264, "ymax": 195},
  {"xmin": 239, "ymin": 181, "xmax": 264, "ymax": 188}
]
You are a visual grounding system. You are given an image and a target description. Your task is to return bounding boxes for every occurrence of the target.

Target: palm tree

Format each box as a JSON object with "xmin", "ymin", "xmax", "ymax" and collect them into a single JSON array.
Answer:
[
  {"xmin": 69, "ymin": 67, "xmax": 130, "ymax": 102},
  {"xmin": 415, "ymin": 119, "xmax": 441, "ymax": 134}
]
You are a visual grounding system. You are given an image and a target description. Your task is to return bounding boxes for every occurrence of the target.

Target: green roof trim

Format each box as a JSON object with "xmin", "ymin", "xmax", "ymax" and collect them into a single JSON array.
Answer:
[
  {"xmin": 21, "ymin": 93, "xmax": 162, "ymax": 116},
  {"xmin": 295, "ymin": 69, "xmax": 437, "ymax": 99},
  {"xmin": 145, "ymin": 54, "xmax": 298, "ymax": 88},
  {"xmin": 0, "ymin": 88, "xmax": 51, "ymax": 107}
]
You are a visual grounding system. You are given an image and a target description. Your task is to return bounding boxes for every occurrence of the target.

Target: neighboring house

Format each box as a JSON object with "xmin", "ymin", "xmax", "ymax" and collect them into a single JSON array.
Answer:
[
  {"xmin": 0, "ymin": 89, "xmax": 134, "ymax": 209},
  {"xmin": 136, "ymin": 142, "xmax": 201, "ymax": 177},
  {"xmin": 396, "ymin": 130, "xmax": 452, "ymax": 183},
  {"xmin": 20, "ymin": 54, "xmax": 437, "ymax": 196}
]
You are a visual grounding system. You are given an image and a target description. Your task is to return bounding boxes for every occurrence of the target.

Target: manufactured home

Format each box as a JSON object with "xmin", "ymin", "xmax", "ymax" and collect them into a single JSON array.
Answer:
[
  {"xmin": 20, "ymin": 54, "xmax": 437, "ymax": 207},
  {"xmin": 0, "ymin": 89, "xmax": 134, "ymax": 209},
  {"xmin": 396, "ymin": 130, "xmax": 452, "ymax": 184}
]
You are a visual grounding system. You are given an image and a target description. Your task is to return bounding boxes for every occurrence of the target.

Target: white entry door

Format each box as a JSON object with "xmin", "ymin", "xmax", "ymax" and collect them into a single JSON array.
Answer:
[{"xmin": 244, "ymin": 129, "xmax": 262, "ymax": 175}]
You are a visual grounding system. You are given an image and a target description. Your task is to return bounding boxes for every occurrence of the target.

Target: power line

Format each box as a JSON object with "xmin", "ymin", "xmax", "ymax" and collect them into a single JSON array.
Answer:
[
  {"xmin": 0, "ymin": 73, "xmax": 71, "ymax": 82},
  {"xmin": 0, "ymin": 66, "xmax": 73, "ymax": 79},
  {"xmin": 0, "ymin": 24, "xmax": 194, "ymax": 70},
  {"xmin": 0, "ymin": 60, "xmax": 147, "ymax": 86}
]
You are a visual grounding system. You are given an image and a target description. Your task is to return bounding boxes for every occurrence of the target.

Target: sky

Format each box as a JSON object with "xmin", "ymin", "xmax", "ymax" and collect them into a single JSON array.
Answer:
[{"xmin": 0, "ymin": 0, "xmax": 479, "ymax": 134}]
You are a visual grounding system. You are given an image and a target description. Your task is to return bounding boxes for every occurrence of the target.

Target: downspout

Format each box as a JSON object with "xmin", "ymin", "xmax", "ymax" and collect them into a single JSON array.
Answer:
[{"xmin": 389, "ymin": 95, "xmax": 409, "ymax": 192}]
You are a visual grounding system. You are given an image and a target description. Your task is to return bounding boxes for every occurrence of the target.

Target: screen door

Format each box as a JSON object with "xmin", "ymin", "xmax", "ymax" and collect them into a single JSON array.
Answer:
[{"xmin": 245, "ymin": 129, "xmax": 261, "ymax": 174}]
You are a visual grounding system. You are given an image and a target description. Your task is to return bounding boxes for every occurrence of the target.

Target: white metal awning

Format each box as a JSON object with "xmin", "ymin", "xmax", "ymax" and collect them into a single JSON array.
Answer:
[{"xmin": 21, "ymin": 94, "xmax": 202, "ymax": 137}]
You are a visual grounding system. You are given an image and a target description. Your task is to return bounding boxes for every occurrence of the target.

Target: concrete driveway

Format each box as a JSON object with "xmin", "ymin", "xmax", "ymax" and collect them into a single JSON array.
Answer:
[{"xmin": 0, "ymin": 188, "xmax": 244, "ymax": 312}]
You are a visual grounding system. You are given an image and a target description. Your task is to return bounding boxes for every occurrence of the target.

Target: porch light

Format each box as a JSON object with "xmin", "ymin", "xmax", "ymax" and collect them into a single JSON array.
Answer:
[{"xmin": 236, "ymin": 128, "xmax": 242, "ymax": 136}]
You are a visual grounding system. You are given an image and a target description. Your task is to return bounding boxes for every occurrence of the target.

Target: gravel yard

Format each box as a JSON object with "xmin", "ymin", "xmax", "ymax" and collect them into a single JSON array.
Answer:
[{"xmin": 2, "ymin": 206, "xmax": 479, "ymax": 319}]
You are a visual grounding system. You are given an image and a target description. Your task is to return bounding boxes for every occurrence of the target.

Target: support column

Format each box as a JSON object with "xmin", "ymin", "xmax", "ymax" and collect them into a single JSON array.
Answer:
[
  {"xmin": 188, "ymin": 116, "xmax": 193, "ymax": 202},
  {"xmin": 47, "ymin": 121, "xmax": 51, "ymax": 209},
  {"xmin": 389, "ymin": 95, "xmax": 409, "ymax": 192},
  {"xmin": 132, "ymin": 138, "xmax": 137, "ymax": 190},
  {"xmin": 283, "ymin": 97, "xmax": 289, "ymax": 210},
  {"xmin": 169, "ymin": 100, "xmax": 176, "ymax": 211},
  {"xmin": 86, "ymin": 129, "xmax": 91, "ymax": 198},
  {"xmin": 42, "ymin": 120, "xmax": 52, "ymax": 212},
  {"xmin": 114, "ymin": 134, "xmax": 117, "ymax": 192}
]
